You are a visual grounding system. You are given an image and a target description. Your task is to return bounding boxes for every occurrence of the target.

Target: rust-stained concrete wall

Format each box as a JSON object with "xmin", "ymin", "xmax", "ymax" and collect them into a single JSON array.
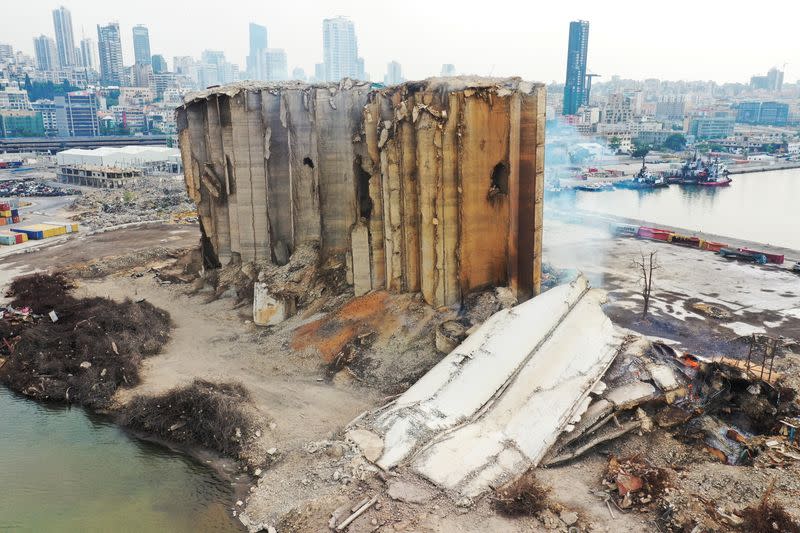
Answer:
[{"xmin": 177, "ymin": 78, "xmax": 545, "ymax": 307}]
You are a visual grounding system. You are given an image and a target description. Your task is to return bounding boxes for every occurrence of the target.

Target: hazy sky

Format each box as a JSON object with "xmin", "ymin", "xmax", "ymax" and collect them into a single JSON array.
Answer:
[{"xmin": 5, "ymin": 0, "xmax": 797, "ymax": 84}]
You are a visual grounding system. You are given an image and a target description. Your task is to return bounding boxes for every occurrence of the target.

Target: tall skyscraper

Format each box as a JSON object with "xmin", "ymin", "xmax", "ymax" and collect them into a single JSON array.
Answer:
[
  {"xmin": 767, "ymin": 67, "xmax": 784, "ymax": 92},
  {"xmin": 34, "ymin": 35, "xmax": 58, "ymax": 71},
  {"xmin": 384, "ymin": 61, "xmax": 403, "ymax": 85},
  {"xmin": 52, "ymin": 6, "xmax": 76, "ymax": 67},
  {"xmin": 263, "ymin": 49, "xmax": 288, "ymax": 81},
  {"xmin": 151, "ymin": 54, "xmax": 168, "ymax": 74},
  {"xmin": 80, "ymin": 38, "xmax": 97, "ymax": 71},
  {"xmin": 562, "ymin": 20, "xmax": 589, "ymax": 116},
  {"xmin": 291, "ymin": 67, "xmax": 307, "ymax": 81},
  {"xmin": 322, "ymin": 17, "xmax": 359, "ymax": 82},
  {"xmin": 0, "ymin": 44, "xmax": 14, "ymax": 63},
  {"xmin": 247, "ymin": 23, "xmax": 268, "ymax": 79},
  {"xmin": 441, "ymin": 64, "xmax": 456, "ymax": 77},
  {"xmin": 97, "ymin": 23, "xmax": 124, "ymax": 86},
  {"xmin": 132, "ymin": 25, "xmax": 151, "ymax": 65}
]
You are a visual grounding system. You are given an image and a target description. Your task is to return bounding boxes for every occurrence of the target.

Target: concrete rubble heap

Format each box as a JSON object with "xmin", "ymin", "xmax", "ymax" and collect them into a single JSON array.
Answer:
[
  {"xmin": 177, "ymin": 78, "xmax": 546, "ymax": 307},
  {"xmin": 351, "ymin": 275, "xmax": 627, "ymax": 498}
]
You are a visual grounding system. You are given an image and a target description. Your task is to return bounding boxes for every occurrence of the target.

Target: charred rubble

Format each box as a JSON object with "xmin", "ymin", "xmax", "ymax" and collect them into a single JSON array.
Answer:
[{"xmin": 0, "ymin": 273, "xmax": 170, "ymax": 408}]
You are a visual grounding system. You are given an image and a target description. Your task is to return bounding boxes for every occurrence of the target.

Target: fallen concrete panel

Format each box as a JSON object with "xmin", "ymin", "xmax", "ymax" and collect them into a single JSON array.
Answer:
[
  {"xmin": 605, "ymin": 381, "xmax": 658, "ymax": 410},
  {"xmin": 361, "ymin": 275, "xmax": 625, "ymax": 497}
]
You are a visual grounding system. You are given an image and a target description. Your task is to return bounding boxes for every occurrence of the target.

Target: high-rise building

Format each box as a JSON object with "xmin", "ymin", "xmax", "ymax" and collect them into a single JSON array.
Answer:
[
  {"xmin": 247, "ymin": 23, "xmax": 268, "ymax": 79},
  {"xmin": 384, "ymin": 61, "xmax": 403, "ymax": 85},
  {"xmin": 322, "ymin": 17, "xmax": 359, "ymax": 82},
  {"xmin": 313, "ymin": 63, "xmax": 325, "ymax": 82},
  {"xmin": 34, "ymin": 35, "xmax": 58, "ymax": 71},
  {"xmin": 262, "ymin": 49, "xmax": 288, "ymax": 81},
  {"xmin": 52, "ymin": 6, "xmax": 76, "ymax": 67},
  {"xmin": 441, "ymin": 64, "xmax": 456, "ymax": 77},
  {"xmin": 291, "ymin": 67, "xmax": 306, "ymax": 81},
  {"xmin": 562, "ymin": 20, "xmax": 589, "ymax": 115},
  {"xmin": 54, "ymin": 91, "xmax": 100, "ymax": 136},
  {"xmin": 151, "ymin": 54, "xmax": 168, "ymax": 74},
  {"xmin": 79, "ymin": 38, "xmax": 97, "ymax": 71},
  {"xmin": 201, "ymin": 50, "xmax": 226, "ymax": 67},
  {"xmin": 750, "ymin": 68, "xmax": 784, "ymax": 92},
  {"xmin": 132, "ymin": 25, "xmax": 151, "ymax": 65},
  {"xmin": 198, "ymin": 50, "xmax": 228, "ymax": 87},
  {"xmin": 133, "ymin": 62, "xmax": 154, "ymax": 88},
  {"xmin": 766, "ymin": 68, "xmax": 784, "ymax": 92},
  {"xmin": 32, "ymin": 99, "xmax": 58, "ymax": 135},
  {"xmin": 655, "ymin": 96, "xmax": 685, "ymax": 121},
  {"xmin": 0, "ymin": 44, "xmax": 14, "ymax": 63},
  {"xmin": 97, "ymin": 23, "xmax": 124, "ymax": 86}
]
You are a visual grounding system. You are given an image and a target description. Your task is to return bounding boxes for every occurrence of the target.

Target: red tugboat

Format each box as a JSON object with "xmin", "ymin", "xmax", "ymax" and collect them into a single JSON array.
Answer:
[{"xmin": 698, "ymin": 158, "xmax": 731, "ymax": 186}]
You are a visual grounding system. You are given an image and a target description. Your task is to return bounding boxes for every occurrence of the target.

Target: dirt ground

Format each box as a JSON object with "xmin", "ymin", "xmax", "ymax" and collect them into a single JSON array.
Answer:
[{"xmin": 3, "ymin": 221, "xmax": 800, "ymax": 533}]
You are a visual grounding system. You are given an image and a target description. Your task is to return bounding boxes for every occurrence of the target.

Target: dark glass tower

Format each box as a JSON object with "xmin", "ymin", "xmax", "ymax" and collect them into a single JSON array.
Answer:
[{"xmin": 563, "ymin": 20, "xmax": 589, "ymax": 116}]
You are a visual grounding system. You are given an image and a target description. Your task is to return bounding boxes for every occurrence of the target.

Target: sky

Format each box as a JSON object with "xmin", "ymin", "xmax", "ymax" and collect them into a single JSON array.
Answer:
[{"xmin": 4, "ymin": 0, "xmax": 797, "ymax": 84}]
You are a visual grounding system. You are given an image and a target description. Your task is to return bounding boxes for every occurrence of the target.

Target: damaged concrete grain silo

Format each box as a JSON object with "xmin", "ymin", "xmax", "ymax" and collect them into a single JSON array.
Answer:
[{"xmin": 177, "ymin": 78, "xmax": 545, "ymax": 308}]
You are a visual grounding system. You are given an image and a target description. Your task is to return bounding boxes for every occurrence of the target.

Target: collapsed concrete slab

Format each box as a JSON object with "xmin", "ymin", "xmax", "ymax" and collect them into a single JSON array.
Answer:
[
  {"xmin": 352, "ymin": 275, "xmax": 627, "ymax": 498},
  {"xmin": 177, "ymin": 78, "xmax": 546, "ymax": 307}
]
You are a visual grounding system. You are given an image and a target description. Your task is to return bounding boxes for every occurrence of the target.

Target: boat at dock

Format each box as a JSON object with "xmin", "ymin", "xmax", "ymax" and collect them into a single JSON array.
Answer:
[
  {"xmin": 616, "ymin": 160, "xmax": 668, "ymax": 190},
  {"xmin": 698, "ymin": 158, "xmax": 732, "ymax": 186},
  {"xmin": 665, "ymin": 154, "xmax": 731, "ymax": 186},
  {"xmin": 574, "ymin": 182, "xmax": 613, "ymax": 192}
]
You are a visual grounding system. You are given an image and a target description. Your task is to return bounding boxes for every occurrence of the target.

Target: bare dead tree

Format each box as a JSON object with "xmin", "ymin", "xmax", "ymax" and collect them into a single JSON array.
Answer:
[{"xmin": 632, "ymin": 251, "xmax": 659, "ymax": 318}]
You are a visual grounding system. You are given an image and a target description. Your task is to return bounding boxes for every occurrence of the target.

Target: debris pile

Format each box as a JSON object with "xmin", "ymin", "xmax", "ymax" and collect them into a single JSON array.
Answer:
[
  {"xmin": 493, "ymin": 470, "xmax": 551, "ymax": 517},
  {"xmin": 739, "ymin": 480, "xmax": 800, "ymax": 533},
  {"xmin": 69, "ymin": 176, "xmax": 194, "ymax": 229},
  {"xmin": 121, "ymin": 379, "xmax": 262, "ymax": 464},
  {"xmin": 603, "ymin": 455, "xmax": 670, "ymax": 510},
  {"xmin": 0, "ymin": 272, "xmax": 171, "ymax": 408}
]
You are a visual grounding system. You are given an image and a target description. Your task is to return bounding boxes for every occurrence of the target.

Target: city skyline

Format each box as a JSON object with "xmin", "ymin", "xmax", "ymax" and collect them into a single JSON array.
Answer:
[{"xmin": 2, "ymin": 0, "xmax": 796, "ymax": 84}]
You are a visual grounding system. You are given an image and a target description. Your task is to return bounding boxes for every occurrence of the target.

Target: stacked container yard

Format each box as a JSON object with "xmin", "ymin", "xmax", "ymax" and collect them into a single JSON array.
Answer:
[
  {"xmin": 0, "ymin": 231, "xmax": 28, "ymax": 245},
  {"xmin": 0, "ymin": 198, "xmax": 23, "ymax": 245},
  {"xmin": 11, "ymin": 222, "xmax": 78, "ymax": 240},
  {"xmin": 0, "ymin": 200, "xmax": 20, "ymax": 226}
]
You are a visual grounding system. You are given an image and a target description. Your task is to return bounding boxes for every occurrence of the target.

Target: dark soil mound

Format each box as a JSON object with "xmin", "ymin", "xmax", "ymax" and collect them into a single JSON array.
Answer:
[
  {"xmin": 1, "ymin": 273, "xmax": 171, "ymax": 408},
  {"xmin": 121, "ymin": 379, "xmax": 254, "ymax": 459},
  {"xmin": 493, "ymin": 469, "xmax": 551, "ymax": 517},
  {"xmin": 7, "ymin": 272, "xmax": 74, "ymax": 314}
]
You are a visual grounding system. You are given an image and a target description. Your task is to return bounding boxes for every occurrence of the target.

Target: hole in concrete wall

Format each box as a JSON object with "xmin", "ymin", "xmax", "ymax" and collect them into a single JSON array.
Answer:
[
  {"xmin": 225, "ymin": 155, "xmax": 235, "ymax": 194},
  {"xmin": 303, "ymin": 157, "xmax": 314, "ymax": 169},
  {"xmin": 355, "ymin": 155, "xmax": 373, "ymax": 220},
  {"xmin": 219, "ymin": 99, "xmax": 232, "ymax": 127},
  {"xmin": 488, "ymin": 162, "xmax": 509, "ymax": 199}
]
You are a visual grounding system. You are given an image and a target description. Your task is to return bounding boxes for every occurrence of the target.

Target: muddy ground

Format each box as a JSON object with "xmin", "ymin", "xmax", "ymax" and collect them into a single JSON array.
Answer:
[
  {"xmin": 544, "ymin": 218, "xmax": 800, "ymax": 350},
  {"xmin": 2, "ymin": 220, "xmax": 800, "ymax": 532}
]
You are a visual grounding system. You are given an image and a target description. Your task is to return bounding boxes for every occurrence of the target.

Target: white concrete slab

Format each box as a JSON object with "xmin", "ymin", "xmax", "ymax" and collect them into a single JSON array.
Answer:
[{"xmin": 361, "ymin": 275, "xmax": 626, "ymax": 498}]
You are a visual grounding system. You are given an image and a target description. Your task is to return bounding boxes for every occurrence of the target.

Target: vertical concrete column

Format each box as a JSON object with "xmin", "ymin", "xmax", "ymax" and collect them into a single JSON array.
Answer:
[
  {"xmin": 204, "ymin": 96, "xmax": 232, "ymax": 264},
  {"xmin": 262, "ymin": 91, "xmax": 293, "ymax": 262}
]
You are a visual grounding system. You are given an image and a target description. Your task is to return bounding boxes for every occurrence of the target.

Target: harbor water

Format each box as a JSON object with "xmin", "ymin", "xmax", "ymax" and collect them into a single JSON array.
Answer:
[
  {"xmin": 0, "ymin": 387, "xmax": 241, "ymax": 533},
  {"xmin": 564, "ymin": 168, "xmax": 800, "ymax": 251}
]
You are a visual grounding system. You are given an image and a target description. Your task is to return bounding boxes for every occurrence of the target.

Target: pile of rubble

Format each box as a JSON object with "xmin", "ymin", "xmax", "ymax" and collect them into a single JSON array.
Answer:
[
  {"xmin": 69, "ymin": 175, "xmax": 195, "ymax": 229},
  {"xmin": 318, "ymin": 275, "xmax": 800, "ymax": 532}
]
